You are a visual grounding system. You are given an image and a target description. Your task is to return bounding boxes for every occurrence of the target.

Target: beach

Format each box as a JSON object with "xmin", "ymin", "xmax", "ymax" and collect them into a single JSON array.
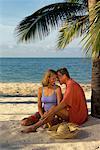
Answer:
[
  {"xmin": 0, "ymin": 82, "xmax": 91, "ymax": 97},
  {"xmin": 0, "ymin": 83, "xmax": 100, "ymax": 150}
]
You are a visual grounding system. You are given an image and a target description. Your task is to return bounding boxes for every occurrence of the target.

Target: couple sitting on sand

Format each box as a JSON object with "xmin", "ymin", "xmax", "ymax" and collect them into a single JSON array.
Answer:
[{"xmin": 21, "ymin": 68, "xmax": 88, "ymax": 133}]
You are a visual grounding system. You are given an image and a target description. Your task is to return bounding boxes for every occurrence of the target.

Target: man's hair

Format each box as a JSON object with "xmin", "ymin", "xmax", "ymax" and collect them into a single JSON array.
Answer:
[{"xmin": 57, "ymin": 68, "xmax": 70, "ymax": 78}]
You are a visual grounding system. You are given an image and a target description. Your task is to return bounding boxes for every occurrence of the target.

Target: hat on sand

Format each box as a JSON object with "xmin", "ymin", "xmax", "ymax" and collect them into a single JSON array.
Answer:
[{"xmin": 47, "ymin": 122, "xmax": 80, "ymax": 139}]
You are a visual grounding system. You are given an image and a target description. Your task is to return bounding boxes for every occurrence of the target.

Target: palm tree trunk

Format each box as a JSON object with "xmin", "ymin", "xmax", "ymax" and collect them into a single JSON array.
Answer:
[
  {"xmin": 91, "ymin": 58, "xmax": 100, "ymax": 118},
  {"xmin": 88, "ymin": 0, "xmax": 100, "ymax": 118}
]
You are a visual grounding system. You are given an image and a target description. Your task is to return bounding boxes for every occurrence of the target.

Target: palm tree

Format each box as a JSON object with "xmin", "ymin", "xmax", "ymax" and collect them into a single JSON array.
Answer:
[
  {"xmin": 58, "ymin": 1, "xmax": 100, "ymax": 118},
  {"xmin": 16, "ymin": 0, "xmax": 100, "ymax": 118},
  {"xmin": 88, "ymin": 1, "xmax": 100, "ymax": 118}
]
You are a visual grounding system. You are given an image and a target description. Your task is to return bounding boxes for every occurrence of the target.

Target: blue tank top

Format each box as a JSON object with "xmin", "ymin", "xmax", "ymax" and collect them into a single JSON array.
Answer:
[{"xmin": 41, "ymin": 87, "xmax": 57, "ymax": 112}]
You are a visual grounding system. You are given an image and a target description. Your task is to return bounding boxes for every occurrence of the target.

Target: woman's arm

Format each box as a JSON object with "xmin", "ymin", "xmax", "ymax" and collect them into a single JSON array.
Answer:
[
  {"xmin": 56, "ymin": 86, "xmax": 63, "ymax": 104},
  {"xmin": 38, "ymin": 87, "xmax": 44, "ymax": 117}
]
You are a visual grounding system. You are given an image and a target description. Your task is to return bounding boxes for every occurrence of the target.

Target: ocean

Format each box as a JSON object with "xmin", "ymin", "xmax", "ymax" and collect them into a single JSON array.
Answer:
[{"xmin": 0, "ymin": 58, "xmax": 92, "ymax": 83}]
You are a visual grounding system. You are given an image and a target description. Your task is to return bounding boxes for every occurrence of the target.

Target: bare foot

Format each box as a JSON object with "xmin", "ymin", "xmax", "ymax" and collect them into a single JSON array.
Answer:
[{"xmin": 21, "ymin": 127, "xmax": 36, "ymax": 133}]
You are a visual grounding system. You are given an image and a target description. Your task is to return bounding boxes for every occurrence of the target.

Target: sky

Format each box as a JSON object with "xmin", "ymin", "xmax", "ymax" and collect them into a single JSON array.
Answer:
[{"xmin": 0, "ymin": 0, "xmax": 85, "ymax": 58}]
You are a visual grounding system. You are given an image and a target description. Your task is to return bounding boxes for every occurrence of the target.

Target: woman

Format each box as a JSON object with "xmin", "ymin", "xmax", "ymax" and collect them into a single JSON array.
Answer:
[{"xmin": 21, "ymin": 69, "xmax": 62, "ymax": 127}]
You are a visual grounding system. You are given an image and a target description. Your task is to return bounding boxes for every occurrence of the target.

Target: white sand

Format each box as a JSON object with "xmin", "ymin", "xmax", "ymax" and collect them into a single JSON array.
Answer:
[
  {"xmin": 0, "ymin": 116, "xmax": 100, "ymax": 150},
  {"xmin": 0, "ymin": 83, "xmax": 100, "ymax": 150},
  {"xmin": 0, "ymin": 82, "xmax": 91, "ymax": 97}
]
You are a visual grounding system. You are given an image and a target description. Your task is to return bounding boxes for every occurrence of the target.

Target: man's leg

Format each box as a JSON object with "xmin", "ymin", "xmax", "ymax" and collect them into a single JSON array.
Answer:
[
  {"xmin": 55, "ymin": 108, "xmax": 69, "ymax": 121},
  {"xmin": 27, "ymin": 108, "xmax": 69, "ymax": 132},
  {"xmin": 45, "ymin": 106, "xmax": 69, "ymax": 121},
  {"xmin": 21, "ymin": 118, "xmax": 47, "ymax": 133},
  {"xmin": 21, "ymin": 108, "xmax": 69, "ymax": 133}
]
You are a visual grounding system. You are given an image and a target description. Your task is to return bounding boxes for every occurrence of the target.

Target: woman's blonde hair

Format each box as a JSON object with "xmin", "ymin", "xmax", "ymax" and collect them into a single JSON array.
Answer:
[{"xmin": 42, "ymin": 69, "xmax": 57, "ymax": 87}]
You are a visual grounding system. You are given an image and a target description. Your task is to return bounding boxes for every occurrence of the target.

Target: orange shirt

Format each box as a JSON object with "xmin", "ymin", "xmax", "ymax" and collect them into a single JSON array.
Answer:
[{"xmin": 63, "ymin": 79, "xmax": 88, "ymax": 125}]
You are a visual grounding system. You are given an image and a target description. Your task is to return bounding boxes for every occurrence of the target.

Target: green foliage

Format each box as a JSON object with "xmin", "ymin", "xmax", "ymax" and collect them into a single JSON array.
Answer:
[
  {"xmin": 58, "ymin": 16, "xmax": 89, "ymax": 48},
  {"xmin": 58, "ymin": 1, "xmax": 100, "ymax": 58},
  {"xmin": 83, "ymin": 1, "xmax": 100, "ymax": 57},
  {"xmin": 64, "ymin": 0, "xmax": 87, "ymax": 5},
  {"xmin": 16, "ymin": 2, "xmax": 86, "ymax": 42}
]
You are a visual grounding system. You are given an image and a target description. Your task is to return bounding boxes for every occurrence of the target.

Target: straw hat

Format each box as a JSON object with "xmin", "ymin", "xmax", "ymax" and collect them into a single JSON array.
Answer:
[{"xmin": 47, "ymin": 122, "xmax": 80, "ymax": 139}]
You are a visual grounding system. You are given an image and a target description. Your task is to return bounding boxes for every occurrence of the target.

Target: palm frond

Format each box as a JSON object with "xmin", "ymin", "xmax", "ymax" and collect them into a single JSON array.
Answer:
[
  {"xmin": 58, "ymin": 1, "xmax": 100, "ymax": 58},
  {"xmin": 64, "ymin": 0, "xmax": 88, "ymax": 7},
  {"xmin": 58, "ymin": 15, "xmax": 89, "ymax": 49},
  {"xmin": 82, "ymin": 1, "xmax": 100, "ymax": 58},
  {"xmin": 16, "ymin": 2, "xmax": 87, "ymax": 42}
]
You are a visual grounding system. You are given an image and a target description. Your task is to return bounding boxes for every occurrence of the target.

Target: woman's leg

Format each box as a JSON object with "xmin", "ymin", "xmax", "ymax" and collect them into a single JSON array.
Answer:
[{"xmin": 21, "ymin": 112, "xmax": 41, "ymax": 126}]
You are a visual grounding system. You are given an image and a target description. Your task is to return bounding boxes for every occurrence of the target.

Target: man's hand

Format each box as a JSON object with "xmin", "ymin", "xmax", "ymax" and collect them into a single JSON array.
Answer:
[{"xmin": 42, "ymin": 107, "xmax": 56, "ymax": 122}]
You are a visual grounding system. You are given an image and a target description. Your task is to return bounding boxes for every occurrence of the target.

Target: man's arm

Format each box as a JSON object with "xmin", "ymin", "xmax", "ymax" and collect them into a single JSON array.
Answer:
[
  {"xmin": 42, "ymin": 100, "xmax": 67, "ymax": 121},
  {"xmin": 43, "ymin": 84, "xmax": 73, "ymax": 120}
]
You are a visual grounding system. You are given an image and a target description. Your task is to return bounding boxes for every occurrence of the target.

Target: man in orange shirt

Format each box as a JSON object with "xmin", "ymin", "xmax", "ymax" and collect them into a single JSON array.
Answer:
[
  {"xmin": 22, "ymin": 68, "xmax": 88, "ymax": 133},
  {"xmin": 56, "ymin": 68, "xmax": 88, "ymax": 125}
]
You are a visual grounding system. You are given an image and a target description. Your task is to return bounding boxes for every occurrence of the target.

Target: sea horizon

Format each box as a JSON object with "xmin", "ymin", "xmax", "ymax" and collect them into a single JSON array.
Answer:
[
  {"xmin": 0, "ymin": 57, "xmax": 91, "ymax": 58},
  {"xmin": 0, "ymin": 57, "xmax": 92, "ymax": 84}
]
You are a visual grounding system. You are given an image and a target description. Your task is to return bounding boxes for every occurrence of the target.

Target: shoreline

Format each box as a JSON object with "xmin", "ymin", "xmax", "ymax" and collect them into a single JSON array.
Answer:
[{"xmin": 0, "ymin": 82, "xmax": 91, "ymax": 97}]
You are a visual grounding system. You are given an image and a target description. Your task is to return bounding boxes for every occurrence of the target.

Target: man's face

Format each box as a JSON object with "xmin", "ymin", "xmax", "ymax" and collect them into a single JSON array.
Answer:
[{"xmin": 57, "ymin": 72, "xmax": 65, "ymax": 84}]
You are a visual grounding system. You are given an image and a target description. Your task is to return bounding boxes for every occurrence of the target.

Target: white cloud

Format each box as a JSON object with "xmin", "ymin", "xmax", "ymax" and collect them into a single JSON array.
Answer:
[{"xmin": 0, "ymin": 23, "xmax": 83, "ymax": 57}]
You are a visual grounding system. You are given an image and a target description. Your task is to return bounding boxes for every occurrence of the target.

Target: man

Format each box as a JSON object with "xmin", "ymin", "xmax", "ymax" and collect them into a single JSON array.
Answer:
[
  {"xmin": 55, "ymin": 67, "xmax": 88, "ymax": 124},
  {"xmin": 22, "ymin": 68, "xmax": 88, "ymax": 133}
]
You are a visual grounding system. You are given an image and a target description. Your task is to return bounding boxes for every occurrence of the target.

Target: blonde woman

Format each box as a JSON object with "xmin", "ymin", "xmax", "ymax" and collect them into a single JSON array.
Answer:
[{"xmin": 21, "ymin": 69, "xmax": 62, "ymax": 127}]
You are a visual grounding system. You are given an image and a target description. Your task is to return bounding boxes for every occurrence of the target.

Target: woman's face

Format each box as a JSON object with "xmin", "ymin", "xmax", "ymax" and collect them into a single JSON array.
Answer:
[{"xmin": 49, "ymin": 74, "xmax": 57, "ymax": 86}]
